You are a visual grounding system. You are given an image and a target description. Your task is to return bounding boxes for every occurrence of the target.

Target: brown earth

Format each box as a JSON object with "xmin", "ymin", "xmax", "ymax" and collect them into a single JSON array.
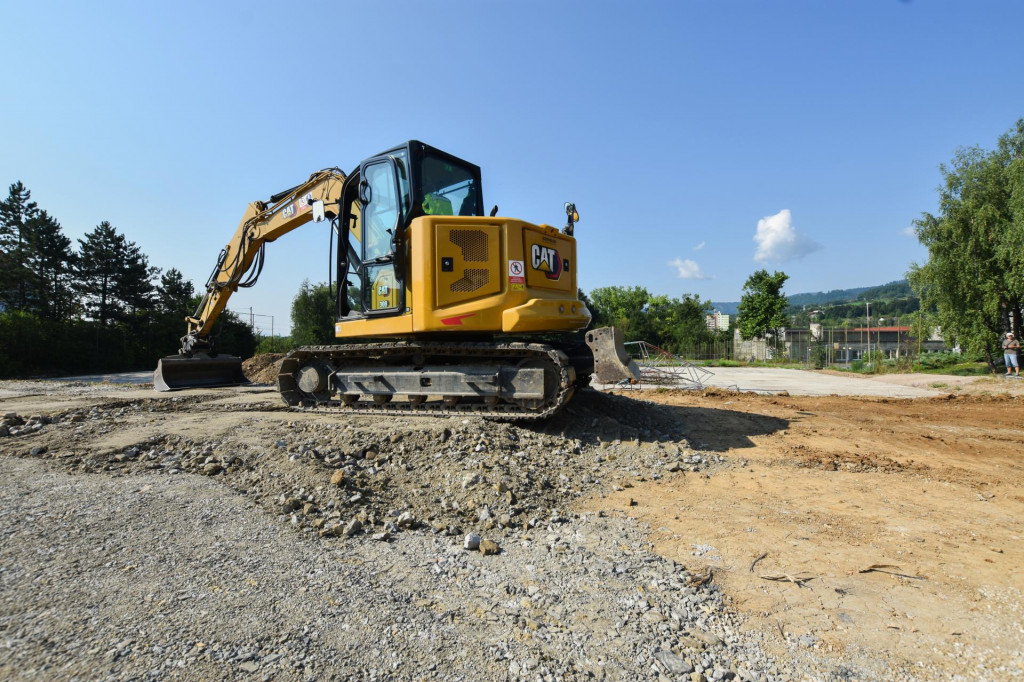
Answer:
[
  {"xmin": 591, "ymin": 388, "xmax": 1024, "ymax": 677},
  {"xmin": 242, "ymin": 352, "xmax": 284, "ymax": 384}
]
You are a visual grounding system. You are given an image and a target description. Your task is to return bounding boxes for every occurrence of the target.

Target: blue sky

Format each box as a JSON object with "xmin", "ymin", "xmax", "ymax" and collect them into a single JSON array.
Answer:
[{"xmin": 2, "ymin": 0, "xmax": 1023, "ymax": 334}]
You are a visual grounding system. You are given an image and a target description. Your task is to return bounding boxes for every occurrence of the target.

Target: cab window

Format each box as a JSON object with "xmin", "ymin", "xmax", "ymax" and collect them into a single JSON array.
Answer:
[
  {"xmin": 363, "ymin": 161, "xmax": 398, "ymax": 261},
  {"xmin": 420, "ymin": 154, "xmax": 480, "ymax": 216}
]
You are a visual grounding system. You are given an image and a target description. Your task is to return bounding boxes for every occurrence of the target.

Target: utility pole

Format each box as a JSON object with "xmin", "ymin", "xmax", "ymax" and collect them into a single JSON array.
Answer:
[
  {"xmin": 232, "ymin": 309, "xmax": 275, "ymax": 352},
  {"xmin": 865, "ymin": 302, "xmax": 871, "ymax": 364}
]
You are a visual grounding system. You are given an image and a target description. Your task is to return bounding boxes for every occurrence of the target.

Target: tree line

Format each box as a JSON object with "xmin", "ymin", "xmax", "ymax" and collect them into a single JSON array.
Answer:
[{"xmin": 0, "ymin": 181, "xmax": 253, "ymax": 377}]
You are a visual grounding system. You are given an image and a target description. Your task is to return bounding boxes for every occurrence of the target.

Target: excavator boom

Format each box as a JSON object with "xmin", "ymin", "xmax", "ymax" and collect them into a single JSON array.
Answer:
[{"xmin": 154, "ymin": 168, "xmax": 347, "ymax": 390}]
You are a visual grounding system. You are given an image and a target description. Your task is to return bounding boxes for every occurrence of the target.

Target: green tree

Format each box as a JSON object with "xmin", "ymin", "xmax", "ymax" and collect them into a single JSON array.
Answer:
[
  {"xmin": 645, "ymin": 293, "xmax": 714, "ymax": 353},
  {"xmin": 588, "ymin": 285, "xmax": 652, "ymax": 341},
  {"xmin": 291, "ymin": 280, "xmax": 335, "ymax": 346},
  {"xmin": 587, "ymin": 285, "xmax": 713, "ymax": 353},
  {"xmin": 737, "ymin": 269, "xmax": 789, "ymax": 353},
  {"xmin": 149, "ymin": 268, "xmax": 198, "ymax": 359},
  {"xmin": 903, "ymin": 309, "xmax": 937, "ymax": 368},
  {"xmin": 76, "ymin": 221, "xmax": 158, "ymax": 326},
  {"xmin": 156, "ymin": 268, "xmax": 195, "ymax": 317},
  {"xmin": 577, "ymin": 288, "xmax": 598, "ymax": 330},
  {"xmin": 0, "ymin": 181, "xmax": 39, "ymax": 311},
  {"xmin": 209, "ymin": 308, "xmax": 257, "ymax": 359},
  {"xmin": 908, "ymin": 119, "xmax": 1024, "ymax": 370},
  {"xmin": 26, "ymin": 210, "xmax": 77, "ymax": 318}
]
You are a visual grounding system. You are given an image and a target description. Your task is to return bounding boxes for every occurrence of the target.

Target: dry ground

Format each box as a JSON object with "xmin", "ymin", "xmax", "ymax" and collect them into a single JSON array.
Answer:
[
  {"xmin": 3, "ymin": 368, "xmax": 1024, "ymax": 679},
  {"xmin": 594, "ymin": 385, "xmax": 1024, "ymax": 678}
]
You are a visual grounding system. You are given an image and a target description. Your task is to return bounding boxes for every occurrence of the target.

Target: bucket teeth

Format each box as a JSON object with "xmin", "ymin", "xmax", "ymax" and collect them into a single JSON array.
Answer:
[{"xmin": 153, "ymin": 354, "xmax": 250, "ymax": 391}]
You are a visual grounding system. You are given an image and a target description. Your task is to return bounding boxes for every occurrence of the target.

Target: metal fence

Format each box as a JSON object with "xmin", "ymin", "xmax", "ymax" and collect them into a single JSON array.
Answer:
[{"xmin": 668, "ymin": 341, "xmax": 735, "ymax": 362}]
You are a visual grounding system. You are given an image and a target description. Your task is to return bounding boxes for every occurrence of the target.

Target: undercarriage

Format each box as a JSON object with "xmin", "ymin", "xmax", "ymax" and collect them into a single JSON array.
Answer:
[{"xmin": 277, "ymin": 341, "xmax": 586, "ymax": 420}]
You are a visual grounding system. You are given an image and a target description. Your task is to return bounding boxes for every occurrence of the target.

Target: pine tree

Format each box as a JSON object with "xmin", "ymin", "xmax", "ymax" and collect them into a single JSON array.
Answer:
[
  {"xmin": 25, "ymin": 210, "xmax": 77, "ymax": 318},
  {"xmin": 0, "ymin": 181, "xmax": 40, "ymax": 311},
  {"xmin": 76, "ymin": 221, "xmax": 158, "ymax": 325},
  {"xmin": 157, "ymin": 268, "xmax": 195, "ymax": 317}
]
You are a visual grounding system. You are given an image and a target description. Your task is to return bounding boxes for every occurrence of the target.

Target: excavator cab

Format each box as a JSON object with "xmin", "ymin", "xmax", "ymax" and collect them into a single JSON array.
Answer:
[{"xmin": 336, "ymin": 141, "xmax": 483, "ymax": 320}]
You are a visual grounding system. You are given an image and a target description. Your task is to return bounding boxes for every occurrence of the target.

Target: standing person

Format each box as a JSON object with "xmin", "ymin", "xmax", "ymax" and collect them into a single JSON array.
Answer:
[{"xmin": 1003, "ymin": 332, "xmax": 1020, "ymax": 376}]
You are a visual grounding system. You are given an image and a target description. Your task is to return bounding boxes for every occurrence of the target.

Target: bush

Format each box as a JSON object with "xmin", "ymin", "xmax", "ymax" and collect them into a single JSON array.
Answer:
[
  {"xmin": 256, "ymin": 336, "xmax": 292, "ymax": 354},
  {"xmin": 0, "ymin": 308, "xmax": 256, "ymax": 379},
  {"xmin": 915, "ymin": 351, "xmax": 974, "ymax": 370}
]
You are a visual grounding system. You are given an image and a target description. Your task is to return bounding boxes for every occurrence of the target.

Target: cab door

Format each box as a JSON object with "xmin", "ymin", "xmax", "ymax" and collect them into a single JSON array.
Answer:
[{"xmin": 356, "ymin": 155, "xmax": 409, "ymax": 315}]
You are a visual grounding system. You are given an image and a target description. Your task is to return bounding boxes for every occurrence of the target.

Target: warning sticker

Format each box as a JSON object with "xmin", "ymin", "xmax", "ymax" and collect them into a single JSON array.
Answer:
[
  {"xmin": 508, "ymin": 260, "xmax": 525, "ymax": 284},
  {"xmin": 511, "ymin": 282, "xmax": 525, "ymax": 291}
]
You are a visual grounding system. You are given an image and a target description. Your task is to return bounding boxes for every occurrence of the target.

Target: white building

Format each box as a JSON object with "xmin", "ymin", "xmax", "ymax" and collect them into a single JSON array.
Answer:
[{"xmin": 705, "ymin": 311, "xmax": 730, "ymax": 331}]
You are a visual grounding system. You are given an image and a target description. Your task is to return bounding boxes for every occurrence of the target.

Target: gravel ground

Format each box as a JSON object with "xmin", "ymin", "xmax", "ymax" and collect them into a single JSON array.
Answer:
[{"xmin": 0, "ymin": 381, "xmax": 913, "ymax": 681}]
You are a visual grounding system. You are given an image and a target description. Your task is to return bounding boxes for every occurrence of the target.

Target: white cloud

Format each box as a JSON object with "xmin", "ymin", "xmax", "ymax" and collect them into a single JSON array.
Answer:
[
  {"xmin": 901, "ymin": 225, "xmax": 916, "ymax": 237},
  {"xmin": 693, "ymin": 241, "xmax": 706, "ymax": 251},
  {"xmin": 753, "ymin": 209, "xmax": 822, "ymax": 262},
  {"xmin": 669, "ymin": 257, "xmax": 711, "ymax": 280}
]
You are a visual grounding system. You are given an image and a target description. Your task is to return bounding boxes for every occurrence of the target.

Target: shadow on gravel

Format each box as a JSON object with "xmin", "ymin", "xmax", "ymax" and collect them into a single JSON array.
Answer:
[{"xmin": 527, "ymin": 389, "xmax": 789, "ymax": 453}]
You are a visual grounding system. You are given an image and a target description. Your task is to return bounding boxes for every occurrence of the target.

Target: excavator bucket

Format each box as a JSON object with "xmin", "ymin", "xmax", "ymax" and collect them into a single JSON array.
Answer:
[
  {"xmin": 153, "ymin": 354, "xmax": 250, "ymax": 391},
  {"xmin": 585, "ymin": 326, "xmax": 642, "ymax": 384}
]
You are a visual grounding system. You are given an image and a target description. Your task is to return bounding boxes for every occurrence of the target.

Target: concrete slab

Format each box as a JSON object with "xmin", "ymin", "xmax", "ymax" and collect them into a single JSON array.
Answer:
[
  {"xmin": 58, "ymin": 371, "xmax": 154, "ymax": 385},
  {"xmin": 599, "ymin": 366, "xmax": 945, "ymax": 398}
]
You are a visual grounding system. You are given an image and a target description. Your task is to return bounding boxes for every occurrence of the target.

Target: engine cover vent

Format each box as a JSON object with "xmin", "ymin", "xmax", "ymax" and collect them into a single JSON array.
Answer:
[
  {"xmin": 451, "ymin": 268, "xmax": 490, "ymax": 292},
  {"xmin": 449, "ymin": 230, "xmax": 488, "ymax": 262}
]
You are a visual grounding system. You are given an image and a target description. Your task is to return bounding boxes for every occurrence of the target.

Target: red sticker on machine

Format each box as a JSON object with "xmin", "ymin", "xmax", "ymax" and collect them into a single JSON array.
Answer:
[{"xmin": 508, "ymin": 260, "xmax": 525, "ymax": 284}]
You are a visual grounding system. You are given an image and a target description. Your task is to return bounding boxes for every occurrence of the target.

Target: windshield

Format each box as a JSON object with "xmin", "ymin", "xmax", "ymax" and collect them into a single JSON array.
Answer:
[{"xmin": 419, "ymin": 153, "xmax": 480, "ymax": 216}]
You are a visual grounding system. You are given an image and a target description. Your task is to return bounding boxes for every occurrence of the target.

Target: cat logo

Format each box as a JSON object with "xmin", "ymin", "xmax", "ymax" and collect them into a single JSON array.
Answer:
[{"xmin": 530, "ymin": 244, "xmax": 562, "ymax": 280}]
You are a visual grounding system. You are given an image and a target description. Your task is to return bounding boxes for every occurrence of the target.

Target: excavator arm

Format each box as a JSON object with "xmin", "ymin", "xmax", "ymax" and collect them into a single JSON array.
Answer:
[
  {"xmin": 154, "ymin": 168, "xmax": 347, "ymax": 390},
  {"xmin": 182, "ymin": 167, "xmax": 348, "ymax": 353}
]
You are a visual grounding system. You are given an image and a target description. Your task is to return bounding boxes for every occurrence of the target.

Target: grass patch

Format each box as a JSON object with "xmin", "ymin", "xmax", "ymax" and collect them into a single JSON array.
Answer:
[
  {"xmin": 916, "ymin": 362, "xmax": 991, "ymax": 376},
  {"xmin": 696, "ymin": 359, "xmax": 744, "ymax": 367}
]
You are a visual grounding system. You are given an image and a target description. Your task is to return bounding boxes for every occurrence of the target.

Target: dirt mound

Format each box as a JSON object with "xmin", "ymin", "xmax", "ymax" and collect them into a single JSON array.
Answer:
[{"xmin": 242, "ymin": 353, "xmax": 285, "ymax": 384}]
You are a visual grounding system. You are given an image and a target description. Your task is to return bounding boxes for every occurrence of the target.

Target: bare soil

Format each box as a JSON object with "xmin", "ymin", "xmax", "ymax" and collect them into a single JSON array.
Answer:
[
  {"xmin": 4, "ymin": 367, "xmax": 1024, "ymax": 679},
  {"xmin": 594, "ymin": 387, "xmax": 1024, "ymax": 678},
  {"xmin": 241, "ymin": 353, "xmax": 284, "ymax": 384}
]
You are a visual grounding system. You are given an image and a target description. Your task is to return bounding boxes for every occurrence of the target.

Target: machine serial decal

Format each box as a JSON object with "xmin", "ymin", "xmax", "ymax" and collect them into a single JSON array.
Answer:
[{"xmin": 530, "ymin": 244, "xmax": 562, "ymax": 280}]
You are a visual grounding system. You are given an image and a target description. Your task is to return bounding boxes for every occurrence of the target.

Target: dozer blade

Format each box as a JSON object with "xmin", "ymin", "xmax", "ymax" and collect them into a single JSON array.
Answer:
[
  {"xmin": 585, "ymin": 326, "xmax": 642, "ymax": 384},
  {"xmin": 153, "ymin": 354, "xmax": 250, "ymax": 392}
]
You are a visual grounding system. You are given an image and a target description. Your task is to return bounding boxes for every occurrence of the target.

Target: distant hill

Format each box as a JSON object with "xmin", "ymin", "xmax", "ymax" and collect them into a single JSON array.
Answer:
[
  {"xmin": 788, "ymin": 286, "xmax": 874, "ymax": 307},
  {"xmin": 854, "ymin": 280, "xmax": 913, "ymax": 301},
  {"xmin": 710, "ymin": 301, "xmax": 740, "ymax": 316},
  {"xmin": 711, "ymin": 280, "xmax": 912, "ymax": 316}
]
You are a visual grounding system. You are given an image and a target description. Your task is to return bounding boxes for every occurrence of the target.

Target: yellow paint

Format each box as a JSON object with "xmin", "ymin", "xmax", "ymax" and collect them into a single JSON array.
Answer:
[
  {"xmin": 501, "ymin": 297, "xmax": 591, "ymax": 333},
  {"xmin": 336, "ymin": 215, "xmax": 590, "ymax": 339}
]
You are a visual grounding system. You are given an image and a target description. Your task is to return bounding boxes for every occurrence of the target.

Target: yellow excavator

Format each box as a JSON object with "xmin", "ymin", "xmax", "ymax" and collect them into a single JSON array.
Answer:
[{"xmin": 154, "ymin": 141, "xmax": 638, "ymax": 419}]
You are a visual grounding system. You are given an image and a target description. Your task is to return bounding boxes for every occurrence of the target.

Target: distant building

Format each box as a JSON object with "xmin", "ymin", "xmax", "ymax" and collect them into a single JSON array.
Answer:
[
  {"xmin": 733, "ymin": 325, "xmax": 950, "ymax": 363},
  {"xmin": 705, "ymin": 311, "xmax": 730, "ymax": 331}
]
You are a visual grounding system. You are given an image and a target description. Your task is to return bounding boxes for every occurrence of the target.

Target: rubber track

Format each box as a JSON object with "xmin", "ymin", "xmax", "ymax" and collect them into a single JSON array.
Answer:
[{"xmin": 277, "ymin": 341, "xmax": 575, "ymax": 421}]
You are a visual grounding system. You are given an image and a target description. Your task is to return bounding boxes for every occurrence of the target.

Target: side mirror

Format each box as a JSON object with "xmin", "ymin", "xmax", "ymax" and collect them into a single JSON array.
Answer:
[{"xmin": 311, "ymin": 200, "xmax": 326, "ymax": 223}]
